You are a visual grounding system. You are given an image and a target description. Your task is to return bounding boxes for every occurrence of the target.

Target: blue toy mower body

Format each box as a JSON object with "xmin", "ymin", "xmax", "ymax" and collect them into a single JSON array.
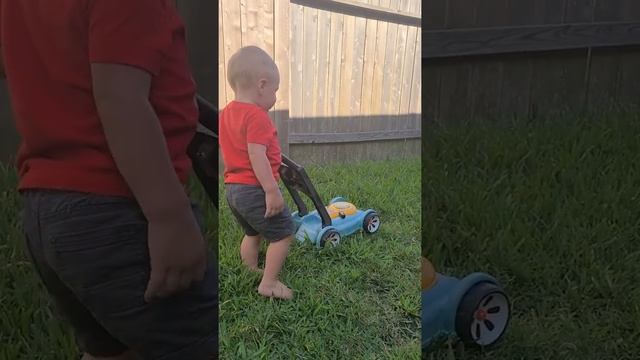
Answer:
[
  {"xmin": 279, "ymin": 157, "xmax": 380, "ymax": 247},
  {"xmin": 422, "ymin": 258, "xmax": 510, "ymax": 350},
  {"xmin": 291, "ymin": 196, "xmax": 380, "ymax": 247}
]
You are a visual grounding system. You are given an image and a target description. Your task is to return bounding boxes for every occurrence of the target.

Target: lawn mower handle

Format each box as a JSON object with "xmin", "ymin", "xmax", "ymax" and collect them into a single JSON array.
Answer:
[
  {"xmin": 279, "ymin": 154, "xmax": 332, "ymax": 228},
  {"xmin": 187, "ymin": 95, "xmax": 218, "ymax": 207}
]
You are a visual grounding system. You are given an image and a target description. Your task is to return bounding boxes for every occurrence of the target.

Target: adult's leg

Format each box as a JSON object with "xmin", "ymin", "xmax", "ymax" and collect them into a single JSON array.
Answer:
[
  {"xmin": 30, "ymin": 192, "xmax": 218, "ymax": 360},
  {"xmin": 21, "ymin": 192, "xmax": 131, "ymax": 359}
]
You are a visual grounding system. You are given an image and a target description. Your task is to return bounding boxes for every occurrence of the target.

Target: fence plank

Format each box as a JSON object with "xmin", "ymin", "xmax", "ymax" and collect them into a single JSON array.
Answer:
[
  {"xmin": 410, "ymin": 1, "xmax": 422, "ymax": 124},
  {"xmin": 338, "ymin": 14, "xmax": 356, "ymax": 115},
  {"xmin": 370, "ymin": 0, "xmax": 389, "ymax": 115},
  {"xmin": 327, "ymin": 12, "xmax": 345, "ymax": 117},
  {"xmin": 316, "ymin": 10, "xmax": 332, "ymax": 117},
  {"xmin": 564, "ymin": 0, "xmax": 596, "ymax": 23},
  {"xmin": 218, "ymin": 0, "xmax": 227, "ymax": 107},
  {"xmin": 351, "ymin": 17, "xmax": 367, "ymax": 116},
  {"xmin": 290, "ymin": 3, "xmax": 305, "ymax": 118},
  {"xmin": 220, "ymin": 0, "xmax": 242, "ymax": 107},
  {"xmin": 423, "ymin": 22, "xmax": 640, "ymax": 59},
  {"xmin": 617, "ymin": 48, "xmax": 640, "ymax": 107},
  {"xmin": 622, "ymin": 0, "xmax": 640, "ymax": 21},
  {"xmin": 587, "ymin": 48, "xmax": 621, "ymax": 112},
  {"xmin": 381, "ymin": 0, "xmax": 399, "ymax": 114},
  {"xmin": 302, "ymin": 7, "xmax": 319, "ymax": 117},
  {"xmin": 423, "ymin": 0, "xmax": 447, "ymax": 30},
  {"xmin": 360, "ymin": 1, "xmax": 379, "ymax": 114},
  {"xmin": 290, "ymin": 0, "xmax": 421, "ymax": 26},
  {"xmin": 594, "ymin": 0, "xmax": 624, "ymax": 21},
  {"xmin": 274, "ymin": 0, "xmax": 290, "ymax": 154},
  {"xmin": 400, "ymin": 18, "xmax": 418, "ymax": 114},
  {"xmin": 289, "ymin": 129, "xmax": 421, "ymax": 143}
]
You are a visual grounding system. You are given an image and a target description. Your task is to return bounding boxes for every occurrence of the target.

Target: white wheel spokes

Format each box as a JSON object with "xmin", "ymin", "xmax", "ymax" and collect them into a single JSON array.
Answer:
[
  {"xmin": 367, "ymin": 216, "xmax": 380, "ymax": 232},
  {"xmin": 327, "ymin": 233, "xmax": 340, "ymax": 246},
  {"xmin": 470, "ymin": 292, "xmax": 509, "ymax": 345}
]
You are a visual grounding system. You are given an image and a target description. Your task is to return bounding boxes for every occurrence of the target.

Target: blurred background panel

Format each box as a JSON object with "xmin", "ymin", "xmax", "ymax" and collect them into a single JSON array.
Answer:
[
  {"xmin": 0, "ymin": 0, "xmax": 216, "ymax": 164},
  {"xmin": 423, "ymin": 0, "xmax": 640, "ymax": 123}
]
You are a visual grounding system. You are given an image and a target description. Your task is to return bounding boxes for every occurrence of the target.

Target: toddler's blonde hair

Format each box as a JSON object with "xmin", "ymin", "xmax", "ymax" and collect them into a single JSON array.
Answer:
[{"xmin": 227, "ymin": 46, "xmax": 277, "ymax": 92}]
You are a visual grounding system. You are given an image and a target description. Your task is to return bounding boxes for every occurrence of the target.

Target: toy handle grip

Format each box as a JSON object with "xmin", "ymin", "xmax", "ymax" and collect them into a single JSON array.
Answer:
[{"xmin": 195, "ymin": 94, "xmax": 218, "ymax": 135}]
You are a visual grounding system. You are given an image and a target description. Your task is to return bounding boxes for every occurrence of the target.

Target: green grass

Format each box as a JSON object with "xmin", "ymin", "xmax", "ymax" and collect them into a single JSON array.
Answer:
[
  {"xmin": 219, "ymin": 159, "xmax": 421, "ymax": 359},
  {"xmin": 0, "ymin": 158, "xmax": 420, "ymax": 359},
  {"xmin": 423, "ymin": 113, "xmax": 640, "ymax": 360}
]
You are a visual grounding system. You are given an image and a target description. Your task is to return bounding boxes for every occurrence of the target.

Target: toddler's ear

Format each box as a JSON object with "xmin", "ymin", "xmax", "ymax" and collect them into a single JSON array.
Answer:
[{"xmin": 258, "ymin": 78, "xmax": 268, "ymax": 90}]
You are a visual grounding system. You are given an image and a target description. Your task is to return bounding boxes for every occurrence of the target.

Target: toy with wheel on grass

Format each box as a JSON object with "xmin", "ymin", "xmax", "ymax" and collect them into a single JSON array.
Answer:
[
  {"xmin": 422, "ymin": 257, "xmax": 511, "ymax": 351},
  {"xmin": 187, "ymin": 95, "xmax": 380, "ymax": 248},
  {"xmin": 278, "ymin": 155, "xmax": 381, "ymax": 248}
]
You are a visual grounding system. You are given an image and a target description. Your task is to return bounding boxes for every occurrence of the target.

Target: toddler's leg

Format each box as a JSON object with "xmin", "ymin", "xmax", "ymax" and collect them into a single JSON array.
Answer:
[
  {"xmin": 258, "ymin": 235, "xmax": 293, "ymax": 300},
  {"xmin": 240, "ymin": 234, "xmax": 262, "ymax": 272}
]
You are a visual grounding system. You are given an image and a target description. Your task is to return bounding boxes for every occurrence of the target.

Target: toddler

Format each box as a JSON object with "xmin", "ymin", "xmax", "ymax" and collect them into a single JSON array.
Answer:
[{"xmin": 219, "ymin": 46, "xmax": 296, "ymax": 300}]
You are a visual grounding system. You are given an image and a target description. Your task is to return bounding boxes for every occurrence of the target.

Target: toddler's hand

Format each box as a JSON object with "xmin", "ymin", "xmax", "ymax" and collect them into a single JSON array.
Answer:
[{"xmin": 264, "ymin": 188, "xmax": 284, "ymax": 218}]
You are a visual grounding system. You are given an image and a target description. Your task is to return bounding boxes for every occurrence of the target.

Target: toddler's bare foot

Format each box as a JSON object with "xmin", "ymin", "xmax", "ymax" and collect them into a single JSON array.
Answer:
[{"xmin": 258, "ymin": 281, "xmax": 293, "ymax": 300}]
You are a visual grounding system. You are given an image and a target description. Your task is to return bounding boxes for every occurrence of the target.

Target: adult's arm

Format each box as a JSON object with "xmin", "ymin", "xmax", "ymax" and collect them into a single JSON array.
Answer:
[
  {"xmin": 88, "ymin": 0, "xmax": 191, "ymax": 219},
  {"xmin": 91, "ymin": 63, "xmax": 191, "ymax": 219}
]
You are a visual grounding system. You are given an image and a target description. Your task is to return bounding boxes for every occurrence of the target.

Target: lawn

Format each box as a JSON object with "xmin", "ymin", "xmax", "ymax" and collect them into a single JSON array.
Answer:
[
  {"xmin": 0, "ymin": 163, "xmax": 219, "ymax": 360},
  {"xmin": 0, "ymin": 158, "xmax": 420, "ymax": 359},
  {"xmin": 219, "ymin": 159, "xmax": 421, "ymax": 359},
  {"xmin": 422, "ymin": 113, "xmax": 640, "ymax": 360}
]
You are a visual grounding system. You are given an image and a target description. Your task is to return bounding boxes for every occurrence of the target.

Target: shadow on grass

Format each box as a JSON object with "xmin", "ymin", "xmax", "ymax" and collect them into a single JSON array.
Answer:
[{"xmin": 423, "ymin": 112, "xmax": 640, "ymax": 359}]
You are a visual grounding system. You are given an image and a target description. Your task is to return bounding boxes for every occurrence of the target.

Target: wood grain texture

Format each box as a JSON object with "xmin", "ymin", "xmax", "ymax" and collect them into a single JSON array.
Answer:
[
  {"xmin": 289, "ymin": 128, "xmax": 421, "ymax": 143},
  {"xmin": 218, "ymin": 0, "xmax": 422, "ymax": 163},
  {"xmin": 290, "ymin": 0, "xmax": 421, "ymax": 26},
  {"xmin": 274, "ymin": 0, "xmax": 290, "ymax": 154},
  {"xmin": 423, "ymin": 22, "xmax": 640, "ymax": 59}
]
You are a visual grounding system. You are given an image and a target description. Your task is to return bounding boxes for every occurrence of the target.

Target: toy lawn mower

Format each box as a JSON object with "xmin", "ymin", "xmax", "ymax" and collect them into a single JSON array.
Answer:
[
  {"xmin": 187, "ymin": 94, "xmax": 219, "ymax": 208},
  {"xmin": 187, "ymin": 96, "xmax": 380, "ymax": 248},
  {"xmin": 279, "ymin": 155, "xmax": 380, "ymax": 248},
  {"xmin": 422, "ymin": 257, "xmax": 510, "ymax": 350}
]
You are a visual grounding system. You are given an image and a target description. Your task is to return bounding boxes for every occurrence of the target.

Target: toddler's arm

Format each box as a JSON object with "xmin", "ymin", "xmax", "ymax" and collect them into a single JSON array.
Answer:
[{"xmin": 248, "ymin": 143, "xmax": 284, "ymax": 217}]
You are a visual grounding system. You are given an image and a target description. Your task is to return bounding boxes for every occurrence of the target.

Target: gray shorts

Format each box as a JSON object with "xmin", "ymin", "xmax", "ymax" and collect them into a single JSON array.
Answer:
[
  {"xmin": 21, "ymin": 190, "xmax": 217, "ymax": 359},
  {"xmin": 225, "ymin": 183, "xmax": 296, "ymax": 242}
]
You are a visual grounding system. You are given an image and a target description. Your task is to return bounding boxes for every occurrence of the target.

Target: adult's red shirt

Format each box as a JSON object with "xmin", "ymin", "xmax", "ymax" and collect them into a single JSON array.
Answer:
[
  {"xmin": 219, "ymin": 101, "xmax": 281, "ymax": 185},
  {"xmin": 0, "ymin": 0, "xmax": 198, "ymax": 197}
]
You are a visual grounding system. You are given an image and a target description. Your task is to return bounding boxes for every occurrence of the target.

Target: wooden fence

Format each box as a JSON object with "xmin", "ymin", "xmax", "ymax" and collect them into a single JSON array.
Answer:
[
  {"xmin": 423, "ymin": 0, "xmax": 640, "ymax": 122},
  {"xmin": 219, "ymin": 0, "xmax": 422, "ymax": 164},
  {"xmin": 0, "ymin": 0, "xmax": 216, "ymax": 163}
]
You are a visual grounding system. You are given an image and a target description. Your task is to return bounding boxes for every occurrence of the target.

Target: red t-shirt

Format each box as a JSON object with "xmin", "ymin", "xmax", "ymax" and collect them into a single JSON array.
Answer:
[
  {"xmin": 219, "ymin": 101, "xmax": 281, "ymax": 185},
  {"xmin": 0, "ymin": 0, "xmax": 197, "ymax": 197}
]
